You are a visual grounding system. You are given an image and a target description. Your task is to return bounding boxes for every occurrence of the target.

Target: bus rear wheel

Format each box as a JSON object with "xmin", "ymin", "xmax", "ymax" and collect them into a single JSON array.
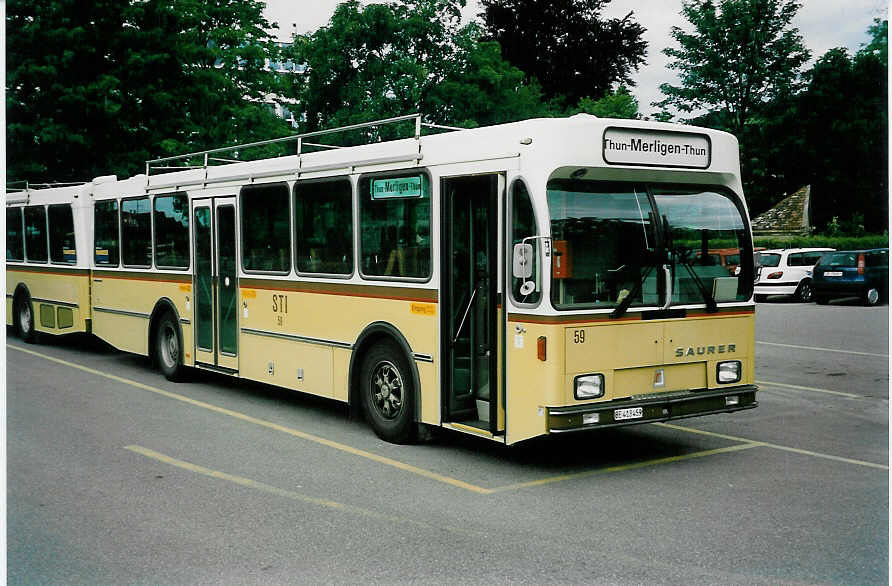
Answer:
[
  {"xmin": 360, "ymin": 341, "xmax": 416, "ymax": 444},
  {"xmin": 156, "ymin": 312, "xmax": 185, "ymax": 381},
  {"xmin": 14, "ymin": 294, "xmax": 37, "ymax": 344}
]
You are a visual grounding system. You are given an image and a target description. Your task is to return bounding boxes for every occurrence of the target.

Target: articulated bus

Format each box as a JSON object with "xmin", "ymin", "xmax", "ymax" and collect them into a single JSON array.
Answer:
[{"xmin": 6, "ymin": 114, "xmax": 757, "ymax": 445}]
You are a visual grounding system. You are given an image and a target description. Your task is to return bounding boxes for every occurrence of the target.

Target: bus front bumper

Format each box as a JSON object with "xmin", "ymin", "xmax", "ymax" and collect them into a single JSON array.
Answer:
[{"xmin": 547, "ymin": 386, "xmax": 758, "ymax": 433}]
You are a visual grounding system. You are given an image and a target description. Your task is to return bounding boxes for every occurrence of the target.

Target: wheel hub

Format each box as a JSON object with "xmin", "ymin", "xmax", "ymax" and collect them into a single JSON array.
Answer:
[
  {"xmin": 19, "ymin": 302, "xmax": 31, "ymax": 333},
  {"xmin": 371, "ymin": 361, "xmax": 403, "ymax": 420},
  {"xmin": 160, "ymin": 324, "xmax": 178, "ymax": 366}
]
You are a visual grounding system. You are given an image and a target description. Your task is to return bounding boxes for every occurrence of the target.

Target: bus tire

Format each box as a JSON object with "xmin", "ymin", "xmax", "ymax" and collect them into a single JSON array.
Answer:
[
  {"xmin": 156, "ymin": 311, "xmax": 185, "ymax": 381},
  {"xmin": 14, "ymin": 292, "xmax": 37, "ymax": 344},
  {"xmin": 360, "ymin": 341, "xmax": 416, "ymax": 444}
]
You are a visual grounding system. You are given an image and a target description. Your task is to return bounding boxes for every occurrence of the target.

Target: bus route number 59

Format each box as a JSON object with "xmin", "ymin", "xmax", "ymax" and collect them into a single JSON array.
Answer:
[{"xmin": 573, "ymin": 329, "xmax": 585, "ymax": 344}]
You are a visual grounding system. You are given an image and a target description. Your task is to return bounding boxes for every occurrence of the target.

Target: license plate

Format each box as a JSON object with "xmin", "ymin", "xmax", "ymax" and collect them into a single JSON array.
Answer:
[
  {"xmin": 824, "ymin": 271, "xmax": 843, "ymax": 277},
  {"xmin": 614, "ymin": 407, "xmax": 644, "ymax": 421}
]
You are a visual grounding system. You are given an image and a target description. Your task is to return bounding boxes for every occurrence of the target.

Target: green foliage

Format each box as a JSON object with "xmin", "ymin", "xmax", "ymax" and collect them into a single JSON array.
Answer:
[
  {"xmin": 288, "ymin": 0, "xmax": 551, "ymax": 138},
  {"xmin": 480, "ymin": 0, "xmax": 647, "ymax": 110},
  {"xmin": 570, "ymin": 86, "xmax": 638, "ymax": 119},
  {"xmin": 6, "ymin": 0, "xmax": 291, "ymax": 183},
  {"xmin": 777, "ymin": 20, "xmax": 888, "ymax": 232},
  {"xmin": 754, "ymin": 234, "xmax": 889, "ymax": 250},
  {"xmin": 658, "ymin": 4, "xmax": 887, "ymax": 235},
  {"xmin": 656, "ymin": 0, "xmax": 810, "ymax": 135}
]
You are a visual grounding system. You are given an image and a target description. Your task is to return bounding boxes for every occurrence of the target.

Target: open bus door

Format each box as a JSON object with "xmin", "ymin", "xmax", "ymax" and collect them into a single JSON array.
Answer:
[{"xmin": 441, "ymin": 174, "xmax": 505, "ymax": 437}]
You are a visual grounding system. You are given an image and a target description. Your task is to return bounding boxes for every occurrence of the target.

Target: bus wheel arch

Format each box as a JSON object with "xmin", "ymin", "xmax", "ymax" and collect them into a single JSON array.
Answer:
[
  {"xmin": 149, "ymin": 298, "xmax": 186, "ymax": 381},
  {"xmin": 13, "ymin": 283, "xmax": 37, "ymax": 343},
  {"xmin": 349, "ymin": 322, "xmax": 421, "ymax": 442}
]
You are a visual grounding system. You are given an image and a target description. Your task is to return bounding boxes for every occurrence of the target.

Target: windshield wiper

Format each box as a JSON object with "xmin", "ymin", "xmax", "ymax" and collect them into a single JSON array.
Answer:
[
  {"xmin": 672, "ymin": 249, "xmax": 718, "ymax": 313},
  {"xmin": 610, "ymin": 264, "xmax": 655, "ymax": 319}
]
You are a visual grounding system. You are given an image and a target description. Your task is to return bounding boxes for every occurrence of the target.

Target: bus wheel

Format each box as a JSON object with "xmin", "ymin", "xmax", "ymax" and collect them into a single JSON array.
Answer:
[
  {"xmin": 14, "ymin": 294, "xmax": 37, "ymax": 344},
  {"xmin": 863, "ymin": 287, "xmax": 880, "ymax": 306},
  {"xmin": 360, "ymin": 342, "xmax": 416, "ymax": 444},
  {"xmin": 156, "ymin": 312, "xmax": 185, "ymax": 381}
]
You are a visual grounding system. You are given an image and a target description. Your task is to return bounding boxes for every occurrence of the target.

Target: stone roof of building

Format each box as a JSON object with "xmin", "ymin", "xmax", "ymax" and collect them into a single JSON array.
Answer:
[{"xmin": 751, "ymin": 185, "xmax": 811, "ymax": 235}]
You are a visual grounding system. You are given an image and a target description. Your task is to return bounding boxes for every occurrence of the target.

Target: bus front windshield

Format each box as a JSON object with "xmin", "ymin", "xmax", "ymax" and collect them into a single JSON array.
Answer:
[{"xmin": 547, "ymin": 179, "xmax": 752, "ymax": 311}]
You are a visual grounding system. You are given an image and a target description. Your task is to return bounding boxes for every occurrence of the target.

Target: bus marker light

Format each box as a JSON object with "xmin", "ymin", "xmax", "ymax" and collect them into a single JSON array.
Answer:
[
  {"xmin": 582, "ymin": 413, "xmax": 599, "ymax": 425},
  {"xmin": 725, "ymin": 395, "xmax": 740, "ymax": 407},
  {"xmin": 653, "ymin": 368, "xmax": 665, "ymax": 387},
  {"xmin": 537, "ymin": 336, "xmax": 546, "ymax": 361}
]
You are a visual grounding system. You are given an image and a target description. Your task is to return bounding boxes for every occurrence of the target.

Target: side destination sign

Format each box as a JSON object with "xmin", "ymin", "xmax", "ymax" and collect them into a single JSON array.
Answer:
[
  {"xmin": 603, "ymin": 127, "xmax": 711, "ymax": 169},
  {"xmin": 371, "ymin": 175, "xmax": 424, "ymax": 199}
]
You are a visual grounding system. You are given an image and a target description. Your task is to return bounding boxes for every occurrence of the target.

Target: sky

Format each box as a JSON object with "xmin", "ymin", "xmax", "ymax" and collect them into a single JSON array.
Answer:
[{"xmin": 263, "ymin": 0, "xmax": 889, "ymax": 116}]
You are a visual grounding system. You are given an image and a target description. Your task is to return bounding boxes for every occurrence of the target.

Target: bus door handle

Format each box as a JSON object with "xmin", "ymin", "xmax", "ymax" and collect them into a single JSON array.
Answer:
[{"xmin": 661, "ymin": 264, "xmax": 672, "ymax": 310}]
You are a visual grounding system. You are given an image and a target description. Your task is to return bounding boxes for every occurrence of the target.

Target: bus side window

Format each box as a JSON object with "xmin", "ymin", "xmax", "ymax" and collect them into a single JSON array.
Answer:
[
  {"xmin": 359, "ymin": 174, "xmax": 430, "ymax": 279},
  {"xmin": 7, "ymin": 207, "xmax": 24, "ymax": 261},
  {"xmin": 511, "ymin": 180, "xmax": 540, "ymax": 304},
  {"xmin": 294, "ymin": 178, "xmax": 353, "ymax": 276},
  {"xmin": 94, "ymin": 200, "xmax": 120, "ymax": 266},
  {"xmin": 48, "ymin": 204, "xmax": 77, "ymax": 264},
  {"xmin": 121, "ymin": 197, "xmax": 152, "ymax": 267},
  {"xmin": 153, "ymin": 193, "xmax": 189, "ymax": 269},
  {"xmin": 24, "ymin": 205, "xmax": 48, "ymax": 263},
  {"xmin": 241, "ymin": 183, "xmax": 291, "ymax": 273}
]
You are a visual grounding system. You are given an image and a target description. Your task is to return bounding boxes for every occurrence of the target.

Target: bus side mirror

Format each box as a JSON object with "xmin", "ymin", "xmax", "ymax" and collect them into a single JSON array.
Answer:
[{"xmin": 513, "ymin": 243, "xmax": 534, "ymax": 279}]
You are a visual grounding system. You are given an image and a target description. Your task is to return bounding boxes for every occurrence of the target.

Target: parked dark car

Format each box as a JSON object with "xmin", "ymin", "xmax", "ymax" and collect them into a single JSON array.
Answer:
[{"xmin": 811, "ymin": 248, "xmax": 889, "ymax": 306}]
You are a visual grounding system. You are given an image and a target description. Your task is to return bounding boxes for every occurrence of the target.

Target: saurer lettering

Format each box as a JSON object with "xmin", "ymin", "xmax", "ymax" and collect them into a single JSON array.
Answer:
[{"xmin": 675, "ymin": 344, "xmax": 736, "ymax": 357}]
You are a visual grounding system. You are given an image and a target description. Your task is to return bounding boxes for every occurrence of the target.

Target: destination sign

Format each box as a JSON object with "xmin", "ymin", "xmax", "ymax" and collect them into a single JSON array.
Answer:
[
  {"xmin": 603, "ymin": 127, "xmax": 711, "ymax": 169},
  {"xmin": 371, "ymin": 175, "xmax": 424, "ymax": 199}
]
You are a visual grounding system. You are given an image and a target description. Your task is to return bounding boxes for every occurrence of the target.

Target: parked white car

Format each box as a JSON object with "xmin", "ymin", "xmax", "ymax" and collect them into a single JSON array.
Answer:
[{"xmin": 754, "ymin": 248, "xmax": 835, "ymax": 302}]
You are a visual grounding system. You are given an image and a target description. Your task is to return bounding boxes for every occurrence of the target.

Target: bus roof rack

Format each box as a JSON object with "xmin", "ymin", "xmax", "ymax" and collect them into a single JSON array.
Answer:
[
  {"xmin": 6, "ymin": 180, "xmax": 87, "ymax": 193},
  {"xmin": 145, "ymin": 113, "xmax": 465, "ymax": 177}
]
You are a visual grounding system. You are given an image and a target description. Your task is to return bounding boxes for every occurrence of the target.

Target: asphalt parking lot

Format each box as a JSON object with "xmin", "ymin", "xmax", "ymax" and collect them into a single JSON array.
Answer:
[{"xmin": 6, "ymin": 300, "xmax": 889, "ymax": 584}]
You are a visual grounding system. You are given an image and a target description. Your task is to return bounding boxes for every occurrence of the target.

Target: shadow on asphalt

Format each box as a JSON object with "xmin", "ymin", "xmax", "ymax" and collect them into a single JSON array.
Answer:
[{"xmin": 10, "ymin": 327, "xmax": 723, "ymax": 473}]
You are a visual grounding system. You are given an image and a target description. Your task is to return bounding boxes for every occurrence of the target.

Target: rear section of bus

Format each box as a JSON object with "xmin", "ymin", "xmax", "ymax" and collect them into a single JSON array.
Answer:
[
  {"xmin": 505, "ymin": 120, "xmax": 757, "ymax": 444},
  {"xmin": 6, "ymin": 184, "xmax": 93, "ymax": 340}
]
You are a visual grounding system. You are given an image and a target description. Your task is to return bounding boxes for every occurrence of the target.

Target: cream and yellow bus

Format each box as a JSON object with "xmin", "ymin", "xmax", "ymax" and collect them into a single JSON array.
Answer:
[{"xmin": 6, "ymin": 114, "xmax": 757, "ymax": 444}]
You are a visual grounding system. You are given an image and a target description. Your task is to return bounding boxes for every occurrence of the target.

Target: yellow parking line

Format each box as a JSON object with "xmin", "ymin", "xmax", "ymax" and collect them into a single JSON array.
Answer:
[
  {"xmin": 488, "ymin": 443, "xmax": 761, "ymax": 493},
  {"xmin": 656, "ymin": 422, "xmax": 889, "ymax": 470},
  {"xmin": 10, "ymin": 344, "xmax": 491, "ymax": 494},
  {"xmin": 756, "ymin": 379, "xmax": 860, "ymax": 399},
  {"xmin": 125, "ymin": 445, "xmax": 483, "ymax": 536}
]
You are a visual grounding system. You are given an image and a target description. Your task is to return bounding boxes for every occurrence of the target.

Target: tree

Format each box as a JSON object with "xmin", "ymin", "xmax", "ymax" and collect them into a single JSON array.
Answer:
[
  {"xmin": 656, "ymin": 0, "xmax": 810, "ymax": 137},
  {"xmin": 480, "ymin": 0, "xmax": 646, "ymax": 110},
  {"xmin": 570, "ymin": 86, "xmax": 638, "ymax": 119},
  {"xmin": 288, "ymin": 0, "xmax": 550, "ymax": 138},
  {"xmin": 792, "ymin": 20, "xmax": 888, "ymax": 232},
  {"xmin": 6, "ymin": 0, "xmax": 289, "ymax": 183},
  {"xmin": 715, "ymin": 18, "xmax": 888, "ymax": 231},
  {"xmin": 7, "ymin": 0, "xmax": 132, "ymax": 181},
  {"xmin": 157, "ymin": 0, "xmax": 289, "ymax": 155}
]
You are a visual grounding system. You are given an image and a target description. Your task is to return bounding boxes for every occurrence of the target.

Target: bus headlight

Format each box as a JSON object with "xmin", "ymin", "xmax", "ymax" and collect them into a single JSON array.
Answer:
[
  {"xmin": 575, "ymin": 374, "xmax": 605, "ymax": 399},
  {"xmin": 717, "ymin": 361, "xmax": 742, "ymax": 384}
]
